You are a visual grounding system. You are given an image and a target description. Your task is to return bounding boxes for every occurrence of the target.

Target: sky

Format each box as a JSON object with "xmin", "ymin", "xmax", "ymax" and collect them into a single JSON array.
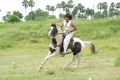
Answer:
[{"xmin": 0, "ymin": 0, "xmax": 120, "ymax": 21}]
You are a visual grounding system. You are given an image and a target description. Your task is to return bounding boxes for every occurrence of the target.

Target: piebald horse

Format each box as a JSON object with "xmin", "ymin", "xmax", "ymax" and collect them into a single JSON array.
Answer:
[{"xmin": 37, "ymin": 24, "xmax": 97, "ymax": 71}]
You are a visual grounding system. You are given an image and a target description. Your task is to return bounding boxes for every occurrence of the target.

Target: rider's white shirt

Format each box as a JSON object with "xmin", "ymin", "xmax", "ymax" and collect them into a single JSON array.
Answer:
[{"xmin": 63, "ymin": 20, "xmax": 73, "ymax": 31}]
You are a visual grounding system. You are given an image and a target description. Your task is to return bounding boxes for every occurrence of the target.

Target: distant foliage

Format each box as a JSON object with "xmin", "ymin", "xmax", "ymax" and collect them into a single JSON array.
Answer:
[
  {"xmin": 28, "ymin": 0, "xmax": 35, "ymax": 11},
  {"xmin": 22, "ymin": 0, "xmax": 35, "ymax": 18},
  {"xmin": 54, "ymin": 0, "xmax": 120, "ymax": 19},
  {"xmin": 2, "ymin": 11, "xmax": 22, "ymax": 22},
  {"xmin": 2, "ymin": 0, "xmax": 120, "ymax": 21},
  {"xmin": 0, "ymin": 17, "xmax": 120, "ymax": 49},
  {"xmin": 25, "ymin": 11, "xmax": 36, "ymax": 20},
  {"xmin": 13, "ymin": 11, "xmax": 23, "ymax": 19},
  {"xmin": 22, "ymin": 0, "xmax": 29, "ymax": 15},
  {"xmin": 25, "ymin": 8, "xmax": 52, "ymax": 21},
  {"xmin": 7, "ymin": 15, "xmax": 21, "ymax": 22}
]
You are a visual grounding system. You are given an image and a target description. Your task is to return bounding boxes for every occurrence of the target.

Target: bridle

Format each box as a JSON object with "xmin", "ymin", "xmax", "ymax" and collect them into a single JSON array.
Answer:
[
  {"xmin": 50, "ymin": 33, "xmax": 64, "ymax": 38},
  {"xmin": 50, "ymin": 32, "xmax": 64, "ymax": 47}
]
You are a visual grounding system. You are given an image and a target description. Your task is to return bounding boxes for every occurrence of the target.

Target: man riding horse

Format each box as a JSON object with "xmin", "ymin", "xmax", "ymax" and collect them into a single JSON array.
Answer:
[
  {"xmin": 60, "ymin": 14, "xmax": 77, "ymax": 55},
  {"xmin": 37, "ymin": 14, "xmax": 97, "ymax": 72}
]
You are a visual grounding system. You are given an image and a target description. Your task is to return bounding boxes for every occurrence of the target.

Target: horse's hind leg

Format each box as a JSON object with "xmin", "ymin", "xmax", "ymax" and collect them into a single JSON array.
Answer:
[
  {"xmin": 76, "ymin": 53, "xmax": 80, "ymax": 68},
  {"xmin": 63, "ymin": 55, "xmax": 76, "ymax": 69}
]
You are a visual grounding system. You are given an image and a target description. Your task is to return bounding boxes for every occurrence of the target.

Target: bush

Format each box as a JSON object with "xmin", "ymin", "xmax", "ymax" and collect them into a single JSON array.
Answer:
[
  {"xmin": 112, "ymin": 57, "xmax": 120, "ymax": 66},
  {"xmin": 7, "ymin": 15, "xmax": 21, "ymax": 23},
  {"xmin": 0, "ymin": 40, "xmax": 12, "ymax": 49},
  {"xmin": 25, "ymin": 9, "xmax": 50, "ymax": 21}
]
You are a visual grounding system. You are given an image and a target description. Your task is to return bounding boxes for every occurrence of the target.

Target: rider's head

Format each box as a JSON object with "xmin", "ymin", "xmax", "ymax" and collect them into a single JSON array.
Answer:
[{"xmin": 64, "ymin": 14, "xmax": 72, "ymax": 22}]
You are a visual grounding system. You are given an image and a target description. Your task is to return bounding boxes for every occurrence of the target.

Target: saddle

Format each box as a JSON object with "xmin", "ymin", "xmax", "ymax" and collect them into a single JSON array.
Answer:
[
  {"xmin": 60, "ymin": 34, "xmax": 74, "ymax": 53},
  {"xmin": 49, "ymin": 34, "xmax": 74, "ymax": 54}
]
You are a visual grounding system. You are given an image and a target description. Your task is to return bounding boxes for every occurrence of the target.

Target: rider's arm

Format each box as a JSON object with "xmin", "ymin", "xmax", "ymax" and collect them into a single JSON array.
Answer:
[{"xmin": 70, "ymin": 23, "xmax": 77, "ymax": 32}]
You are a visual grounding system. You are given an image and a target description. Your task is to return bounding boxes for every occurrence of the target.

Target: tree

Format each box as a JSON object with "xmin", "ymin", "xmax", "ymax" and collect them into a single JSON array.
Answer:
[
  {"xmin": 46, "ymin": 5, "xmax": 51, "ymax": 14},
  {"xmin": 35, "ymin": 9, "xmax": 50, "ymax": 20},
  {"xmin": 101, "ymin": 2, "xmax": 108, "ymax": 18},
  {"xmin": 46, "ymin": 5, "xmax": 55, "ymax": 15},
  {"xmin": 66, "ymin": 0, "xmax": 74, "ymax": 14},
  {"xmin": 25, "ymin": 11, "xmax": 35, "ymax": 20},
  {"xmin": 56, "ymin": 3, "xmax": 62, "ymax": 17},
  {"xmin": 102, "ymin": 9, "xmax": 108, "ymax": 18},
  {"xmin": 28, "ymin": 0, "xmax": 35, "ymax": 11},
  {"xmin": 76, "ymin": 3, "xmax": 86, "ymax": 18},
  {"xmin": 109, "ymin": 2, "xmax": 116, "ymax": 17},
  {"xmin": 116, "ymin": 2, "xmax": 120, "ymax": 15},
  {"xmin": 2, "ymin": 12, "xmax": 11, "ymax": 22},
  {"xmin": 2, "ymin": 13, "xmax": 21, "ymax": 22},
  {"xmin": 77, "ymin": 13, "xmax": 87, "ymax": 19},
  {"xmin": 6, "ymin": 12, "xmax": 11, "ymax": 17},
  {"xmin": 97, "ymin": 3, "xmax": 102, "ymax": 13},
  {"xmin": 2, "ymin": 16, "xmax": 7, "ymax": 22},
  {"xmin": 2, "ymin": 11, "xmax": 22, "ymax": 22},
  {"xmin": 22, "ymin": 0, "xmax": 29, "ymax": 15},
  {"xmin": 97, "ymin": 2, "xmax": 108, "ymax": 18},
  {"xmin": 116, "ymin": 2, "xmax": 120, "ymax": 10},
  {"xmin": 60, "ymin": 1, "xmax": 66, "ymax": 14},
  {"xmin": 102, "ymin": 2, "xmax": 108, "ymax": 10},
  {"xmin": 13, "ymin": 11, "xmax": 23, "ymax": 19},
  {"xmin": 94, "ymin": 11, "xmax": 101, "ymax": 19},
  {"xmin": 60, "ymin": 0, "xmax": 74, "ymax": 14},
  {"xmin": 77, "ymin": 3, "xmax": 85, "ymax": 13},
  {"xmin": 50, "ymin": 6, "xmax": 56, "ymax": 15},
  {"xmin": 7, "ymin": 15, "xmax": 20, "ymax": 22},
  {"xmin": 72, "ymin": 6, "xmax": 78, "ymax": 18},
  {"xmin": 25, "ymin": 8, "xmax": 50, "ymax": 21},
  {"xmin": 35, "ymin": 8, "xmax": 48, "ymax": 17},
  {"xmin": 86, "ymin": 8, "xmax": 94, "ymax": 17}
]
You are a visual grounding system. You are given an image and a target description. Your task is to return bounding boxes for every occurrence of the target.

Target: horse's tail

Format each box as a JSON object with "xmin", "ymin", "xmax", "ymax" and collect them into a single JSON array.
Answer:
[{"xmin": 84, "ymin": 41, "xmax": 97, "ymax": 54}]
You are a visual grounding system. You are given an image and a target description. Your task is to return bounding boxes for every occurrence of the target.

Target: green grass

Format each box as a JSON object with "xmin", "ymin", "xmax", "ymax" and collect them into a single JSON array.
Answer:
[{"xmin": 0, "ymin": 17, "xmax": 120, "ymax": 80}]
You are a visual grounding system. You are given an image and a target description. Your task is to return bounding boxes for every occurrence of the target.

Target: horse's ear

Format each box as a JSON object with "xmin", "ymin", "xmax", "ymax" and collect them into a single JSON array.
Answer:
[{"xmin": 51, "ymin": 23, "xmax": 56, "ymax": 27}]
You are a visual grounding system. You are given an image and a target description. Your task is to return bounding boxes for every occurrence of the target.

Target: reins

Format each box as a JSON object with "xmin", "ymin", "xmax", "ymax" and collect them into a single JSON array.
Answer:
[
  {"xmin": 50, "ymin": 33, "xmax": 64, "ymax": 38},
  {"xmin": 50, "ymin": 33, "xmax": 64, "ymax": 47}
]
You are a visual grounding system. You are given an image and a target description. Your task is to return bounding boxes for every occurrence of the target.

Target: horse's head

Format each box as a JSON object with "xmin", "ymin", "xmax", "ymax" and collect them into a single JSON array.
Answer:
[{"xmin": 48, "ymin": 23, "xmax": 58, "ymax": 37}]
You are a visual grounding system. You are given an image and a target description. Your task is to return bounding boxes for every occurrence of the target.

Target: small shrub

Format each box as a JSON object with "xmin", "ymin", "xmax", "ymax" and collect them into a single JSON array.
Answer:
[
  {"xmin": 7, "ymin": 15, "xmax": 21, "ymax": 23},
  {"xmin": 110, "ymin": 27, "xmax": 120, "ymax": 33},
  {"xmin": 30, "ymin": 38, "xmax": 39, "ymax": 43},
  {"xmin": 112, "ymin": 57, "xmax": 120, "ymax": 66},
  {"xmin": 0, "ymin": 40, "xmax": 12, "ymax": 49}
]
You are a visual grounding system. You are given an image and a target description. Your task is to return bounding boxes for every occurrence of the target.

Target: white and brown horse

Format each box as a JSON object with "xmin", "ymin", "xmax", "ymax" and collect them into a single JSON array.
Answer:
[{"xmin": 37, "ymin": 24, "xmax": 97, "ymax": 71}]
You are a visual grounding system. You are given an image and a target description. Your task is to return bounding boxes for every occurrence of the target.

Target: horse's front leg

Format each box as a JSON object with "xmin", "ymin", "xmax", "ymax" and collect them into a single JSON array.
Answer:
[{"xmin": 37, "ymin": 51, "xmax": 57, "ymax": 72}]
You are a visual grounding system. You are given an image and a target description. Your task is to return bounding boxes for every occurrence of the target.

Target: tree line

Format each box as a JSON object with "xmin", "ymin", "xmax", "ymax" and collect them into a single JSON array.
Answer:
[
  {"xmin": 2, "ymin": 0, "xmax": 120, "ymax": 22},
  {"xmin": 47, "ymin": 0, "xmax": 120, "ymax": 19}
]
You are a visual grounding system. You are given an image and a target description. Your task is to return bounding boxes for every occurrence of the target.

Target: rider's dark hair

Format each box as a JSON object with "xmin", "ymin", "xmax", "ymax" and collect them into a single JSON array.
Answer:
[
  {"xmin": 64, "ymin": 14, "xmax": 72, "ymax": 20},
  {"xmin": 51, "ymin": 23, "xmax": 56, "ymax": 27}
]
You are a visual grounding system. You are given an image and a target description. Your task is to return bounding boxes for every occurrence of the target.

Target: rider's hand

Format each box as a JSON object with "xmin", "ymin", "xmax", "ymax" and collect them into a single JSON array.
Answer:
[{"xmin": 64, "ymin": 30, "xmax": 70, "ymax": 34}]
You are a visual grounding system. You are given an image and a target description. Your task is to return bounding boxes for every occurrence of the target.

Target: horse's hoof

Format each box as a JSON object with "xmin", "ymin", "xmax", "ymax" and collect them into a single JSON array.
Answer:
[
  {"xmin": 37, "ymin": 68, "xmax": 40, "ymax": 72},
  {"xmin": 63, "ymin": 66, "xmax": 67, "ymax": 69},
  {"xmin": 37, "ymin": 67, "xmax": 42, "ymax": 72},
  {"xmin": 61, "ymin": 54, "xmax": 65, "ymax": 57}
]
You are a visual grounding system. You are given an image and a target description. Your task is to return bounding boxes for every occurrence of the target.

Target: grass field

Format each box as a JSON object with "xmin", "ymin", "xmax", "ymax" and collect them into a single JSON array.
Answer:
[{"xmin": 0, "ymin": 17, "xmax": 120, "ymax": 80}]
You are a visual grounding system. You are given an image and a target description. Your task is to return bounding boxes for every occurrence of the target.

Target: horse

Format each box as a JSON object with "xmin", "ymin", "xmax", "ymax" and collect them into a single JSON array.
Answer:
[{"xmin": 37, "ymin": 24, "xmax": 97, "ymax": 71}]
